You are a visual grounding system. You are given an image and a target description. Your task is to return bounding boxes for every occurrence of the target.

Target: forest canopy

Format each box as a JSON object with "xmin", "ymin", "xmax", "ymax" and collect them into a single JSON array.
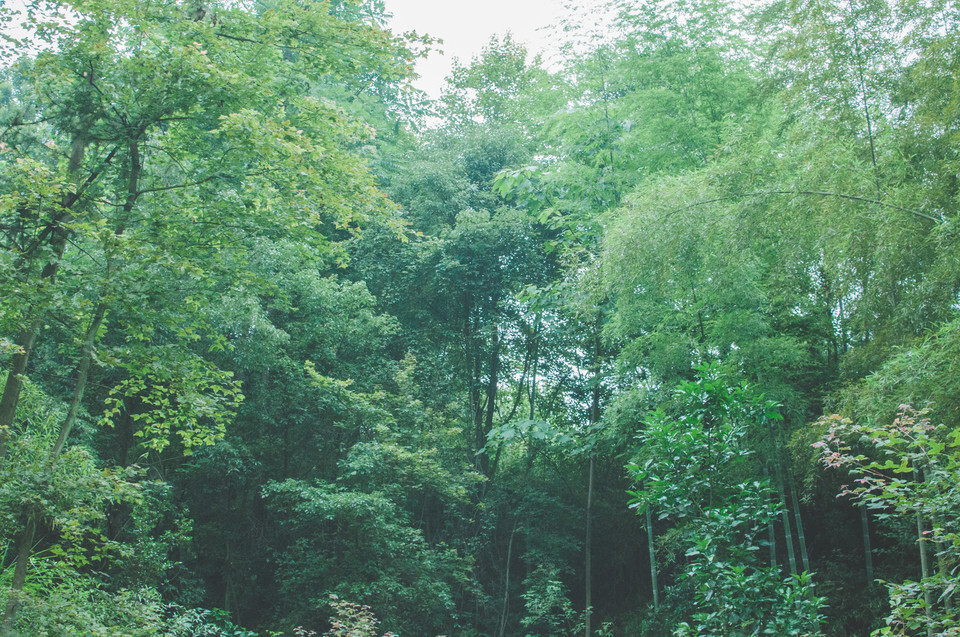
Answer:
[{"xmin": 1, "ymin": 0, "xmax": 959, "ymax": 635}]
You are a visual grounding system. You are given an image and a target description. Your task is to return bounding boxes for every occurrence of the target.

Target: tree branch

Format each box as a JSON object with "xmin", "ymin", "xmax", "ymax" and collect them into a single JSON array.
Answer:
[{"xmin": 664, "ymin": 190, "xmax": 941, "ymax": 224}]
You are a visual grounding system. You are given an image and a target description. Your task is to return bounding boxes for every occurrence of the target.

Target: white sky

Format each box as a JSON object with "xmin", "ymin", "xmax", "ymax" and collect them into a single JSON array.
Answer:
[{"xmin": 383, "ymin": 0, "xmax": 571, "ymax": 98}]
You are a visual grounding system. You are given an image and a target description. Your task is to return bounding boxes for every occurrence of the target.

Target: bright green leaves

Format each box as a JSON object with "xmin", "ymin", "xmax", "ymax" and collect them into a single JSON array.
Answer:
[
  {"xmin": 0, "ymin": 381, "xmax": 186, "ymax": 634},
  {"xmin": 1, "ymin": 1, "xmax": 419, "ymax": 629},
  {"xmin": 628, "ymin": 366, "xmax": 824, "ymax": 635},
  {"xmin": 628, "ymin": 365, "xmax": 769, "ymax": 518},
  {"xmin": 520, "ymin": 563, "xmax": 579, "ymax": 635},
  {"xmin": 213, "ymin": 96, "xmax": 385, "ymax": 243},
  {"xmin": 1, "ymin": 0, "xmax": 414, "ymax": 458},
  {"xmin": 440, "ymin": 34, "xmax": 559, "ymax": 131},
  {"xmin": 339, "ymin": 440, "xmax": 478, "ymax": 507},
  {"xmin": 101, "ymin": 349, "xmax": 242, "ymax": 454},
  {"xmin": 0, "ymin": 382, "xmax": 134, "ymax": 545},
  {"xmin": 835, "ymin": 317, "xmax": 960, "ymax": 431}
]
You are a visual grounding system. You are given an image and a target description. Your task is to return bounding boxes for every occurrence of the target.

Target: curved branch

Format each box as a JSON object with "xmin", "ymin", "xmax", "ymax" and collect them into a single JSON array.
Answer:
[{"xmin": 665, "ymin": 190, "xmax": 941, "ymax": 224}]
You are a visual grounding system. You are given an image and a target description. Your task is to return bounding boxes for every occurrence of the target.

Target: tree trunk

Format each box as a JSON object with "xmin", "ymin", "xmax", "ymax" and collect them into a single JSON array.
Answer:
[
  {"xmin": 479, "ymin": 326, "xmax": 500, "ymax": 477},
  {"xmin": 0, "ymin": 326, "xmax": 40, "ymax": 460},
  {"xmin": 0, "ymin": 134, "xmax": 92, "ymax": 461},
  {"xmin": 51, "ymin": 303, "xmax": 107, "ymax": 458},
  {"xmin": 913, "ymin": 469, "xmax": 934, "ymax": 637},
  {"xmin": 584, "ymin": 455, "xmax": 594, "ymax": 637},
  {"xmin": 917, "ymin": 510, "xmax": 934, "ymax": 637},
  {"xmin": 779, "ymin": 479, "xmax": 798, "ymax": 576},
  {"xmin": 646, "ymin": 506, "xmax": 659, "ymax": 610},
  {"xmin": 762, "ymin": 466, "xmax": 777, "ymax": 568},
  {"xmin": 465, "ymin": 303, "xmax": 483, "ymax": 474},
  {"xmin": 498, "ymin": 521, "xmax": 517, "ymax": 637},
  {"xmin": 1, "ymin": 515, "xmax": 37, "ymax": 631},
  {"xmin": 923, "ymin": 467, "xmax": 952, "ymax": 612},
  {"xmin": 788, "ymin": 463, "xmax": 820, "ymax": 637},
  {"xmin": 787, "ymin": 469, "xmax": 811, "ymax": 573},
  {"xmin": 768, "ymin": 518, "xmax": 777, "ymax": 568},
  {"xmin": 526, "ymin": 314, "xmax": 541, "ymax": 473},
  {"xmin": 860, "ymin": 503, "xmax": 874, "ymax": 585},
  {"xmin": 584, "ymin": 324, "xmax": 601, "ymax": 637},
  {"xmin": 767, "ymin": 418, "xmax": 797, "ymax": 575},
  {"xmin": 850, "ymin": 21, "xmax": 880, "ymax": 192},
  {"xmin": 2, "ymin": 297, "xmax": 107, "ymax": 628}
]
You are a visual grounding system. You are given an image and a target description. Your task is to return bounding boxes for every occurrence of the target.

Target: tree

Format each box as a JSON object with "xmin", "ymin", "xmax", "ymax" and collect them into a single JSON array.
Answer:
[
  {"xmin": 628, "ymin": 365, "xmax": 825, "ymax": 635},
  {"xmin": 0, "ymin": 0, "xmax": 414, "ymax": 458},
  {"xmin": 0, "ymin": 0, "xmax": 419, "ymax": 627}
]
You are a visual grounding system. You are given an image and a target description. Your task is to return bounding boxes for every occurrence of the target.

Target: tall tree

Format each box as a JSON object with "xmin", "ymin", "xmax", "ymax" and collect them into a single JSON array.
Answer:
[{"xmin": 0, "ymin": 0, "xmax": 420, "ymax": 628}]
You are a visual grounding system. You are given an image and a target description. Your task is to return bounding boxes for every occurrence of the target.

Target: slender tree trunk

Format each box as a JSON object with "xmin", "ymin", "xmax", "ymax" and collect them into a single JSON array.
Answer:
[
  {"xmin": 3, "ymin": 295, "xmax": 108, "ymax": 628},
  {"xmin": 923, "ymin": 467, "xmax": 952, "ymax": 612},
  {"xmin": 224, "ymin": 540, "xmax": 233, "ymax": 615},
  {"xmin": 2, "ymin": 129, "xmax": 128, "ymax": 630},
  {"xmin": 917, "ymin": 510, "xmax": 934, "ymax": 637},
  {"xmin": 526, "ymin": 314, "xmax": 541, "ymax": 473},
  {"xmin": 779, "ymin": 479, "xmax": 798, "ymax": 576},
  {"xmin": 0, "ymin": 244, "xmax": 69, "ymax": 463},
  {"xmin": 585, "ymin": 324, "xmax": 601, "ymax": 637},
  {"xmin": 118, "ymin": 399, "xmax": 134, "ymax": 467},
  {"xmin": 585, "ymin": 455, "xmax": 594, "ymax": 637},
  {"xmin": 0, "ymin": 326, "xmax": 40, "ymax": 460},
  {"xmin": 913, "ymin": 469, "xmax": 934, "ymax": 636},
  {"xmin": 480, "ymin": 326, "xmax": 500, "ymax": 478},
  {"xmin": 787, "ymin": 469, "xmax": 811, "ymax": 573},
  {"xmin": 933, "ymin": 520, "xmax": 953, "ymax": 612},
  {"xmin": 767, "ymin": 424, "xmax": 797, "ymax": 575},
  {"xmin": 51, "ymin": 303, "xmax": 107, "ymax": 458},
  {"xmin": 768, "ymin": 518, "xmax": 778, "ymax": 568},
  {"xmin": 596, "ymin": 53, "xmax": 621, "ymax": 206},
  {"xmin": 850, "ymin": 21, "xmax": 881, "ymax": 192},
  {"xmin": 690, "ymin": 285, "xmax": 707, "ymax": 344},
  {"xmin": 1, "ymin": 516, "xmax": 37, "ymax": 632},
  {"xmin": 0, "ymin": 134, "xmax": 92, "ymax": 461},
  {"xmin": 498, "ymin": 521, "xmax": 517, "ymax": 637},
  {"xmin": 787, "ymin": 464, "xmax": 820, "ymax": 636},
  {"xmin": 646, "ymin": 506, "xmax": 659, "ymax": 610},
  {"xmin": 860, "ymin": 503, "xmax": 874, "ymax": 585},
  {"xmin": 529, "ymin": 314, "xmax": 541, "ymax": 422},
  {"xmin": 465, "ymin": 304, "xmax": 483, "ymax": 474},
  {"xmin": 766, "ymin": 410, "xmax": 808, "ymax": 581},
  {"xmin": 763, "ymin": 467, "xmax": 777, "ymax": 568}
]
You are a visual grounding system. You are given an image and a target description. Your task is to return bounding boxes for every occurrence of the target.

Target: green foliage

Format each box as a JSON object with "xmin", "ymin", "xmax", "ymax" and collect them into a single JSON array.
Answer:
[
  {"xmin": 627, "ymin": 365, "xmax": 779, "ymax": 515},
  {"xmin": 319, "ymin": 595, "xmax": 397, "ymax": 637},
  {"xmin": 0, "ymin": 381, "xmax": 139, "ymax": 568},
  {"xmin": 834, "ymin": 318, "xmax": 960, "ymax": 430},
  {"xmin": 100, "ymin": 350, "xmax": 242, "ymax": 455},
  {"xmin": 2, "ymin": 0, "xmax": 959, "ymax": 631},
  {"xmin": 2, "ymin": 570, "xmax": 256, "ymax": 636},
  {"xmin": 520, "ymin": 564, "xmax": 578, "ymax": 636},
  {"xmin": 263, "ymin": 478, "xmax": 469, "ymax": 635},
  {"xmin": 817, "ymin": 405, "xmax": 960, "ymax": 635},
  {"xmin": 676, "ymin": 521, "xmax": 826, "ymax": 636},
  {"xmin": 0, "ymin": 386, "xmax": 243, "ymax": 636},
  {"xmin": 0, "ymin": 0, "xmax": 423, "ymax": 631},
  {"xmin": 629, "ymin": 366, "xmax": 824, "ymax": 635},
  {"xmin": 441, "ymin": 34, "xmax": 560, "ymax": 132}
]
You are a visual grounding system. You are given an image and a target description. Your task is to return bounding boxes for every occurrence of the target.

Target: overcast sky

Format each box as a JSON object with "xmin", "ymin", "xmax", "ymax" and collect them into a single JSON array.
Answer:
[{"xmin": 383, "ymin": 0, "xmax": 571, "ymax": 98}]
